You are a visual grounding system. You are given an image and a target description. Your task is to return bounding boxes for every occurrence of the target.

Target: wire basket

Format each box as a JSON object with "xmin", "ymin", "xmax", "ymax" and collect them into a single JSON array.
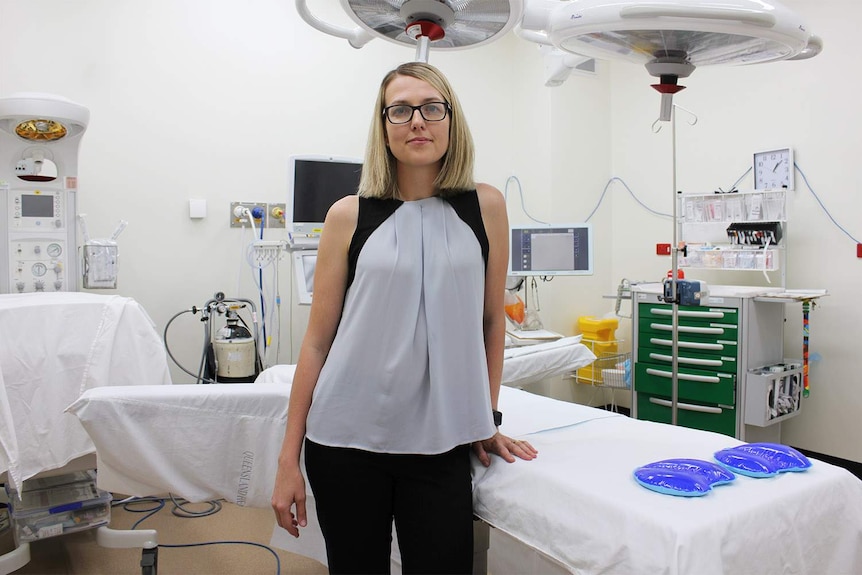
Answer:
[{"xmin": 576, "ymin": 339, "xmax": 631, "ymax": 389}]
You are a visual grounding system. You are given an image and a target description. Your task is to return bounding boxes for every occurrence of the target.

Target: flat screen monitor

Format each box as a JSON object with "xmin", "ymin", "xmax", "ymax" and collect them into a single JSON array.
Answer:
[
  {"xmin": 287, "ymin": 155, "xmax": 362, "ymax": 237},
  {"xmin": 509, "ymin": 224, "xmax": 593, "ymax": 276},
  {"xmin": 293, "ymin": 250, "xmax": 317, "ymax": 305}
]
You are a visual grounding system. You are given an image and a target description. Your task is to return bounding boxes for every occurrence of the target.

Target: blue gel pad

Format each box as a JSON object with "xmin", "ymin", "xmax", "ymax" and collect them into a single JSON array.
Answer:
[
  {"xmin": 714, "ymin": 443, "xmax": 812, "ymax": 478},
  {"xmin": 633, "ymin": 458, "xmax": 736, "ymax": 497}
]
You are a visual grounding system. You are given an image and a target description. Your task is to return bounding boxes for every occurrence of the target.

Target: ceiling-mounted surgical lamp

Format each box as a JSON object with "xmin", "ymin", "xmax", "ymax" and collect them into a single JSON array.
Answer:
[
  {"xmin": 519, "ymin": 0, "xmax": 823, "ymax": 120},
  {"xmin": 295, "ymin": 0, "xmax": 524, "ymax": 63}
]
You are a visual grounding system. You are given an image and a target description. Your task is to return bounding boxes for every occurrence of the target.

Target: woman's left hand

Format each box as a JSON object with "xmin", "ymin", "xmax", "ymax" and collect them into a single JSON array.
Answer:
[{"xmin": 473, "ymin": 432, "xmax": 538, "ymax": 467}]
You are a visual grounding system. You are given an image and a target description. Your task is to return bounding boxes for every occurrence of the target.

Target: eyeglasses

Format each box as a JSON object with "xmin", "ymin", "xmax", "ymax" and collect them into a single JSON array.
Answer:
[{"xmin": 383, "ymin": 102, "xmax": 450, "ymax": 124}]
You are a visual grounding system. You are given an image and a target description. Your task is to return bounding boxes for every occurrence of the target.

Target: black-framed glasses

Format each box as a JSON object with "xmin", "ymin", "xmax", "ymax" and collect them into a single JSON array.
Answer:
[{"xmin": 383, "ymin": 101, "xmax": 450, "ymax": 124}]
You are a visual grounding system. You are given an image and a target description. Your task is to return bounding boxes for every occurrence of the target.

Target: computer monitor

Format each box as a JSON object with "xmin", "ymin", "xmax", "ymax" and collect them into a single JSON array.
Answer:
[
  {"xmin": 287, "ymin": 155, "xmax": 362, "ymax": 237},
  {"xmin": 509, "ymin": 224, "xmax": 593, "ymax": 276}
]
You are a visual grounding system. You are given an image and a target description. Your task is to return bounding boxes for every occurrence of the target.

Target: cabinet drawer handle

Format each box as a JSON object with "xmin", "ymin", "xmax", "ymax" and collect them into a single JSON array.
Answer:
[
  {"xmin": 645, "ymin": 368, "xmax": 720, "ymax": 384},
  {"xmin": 651, "ymin": 323, "xmax": 725, "ymax": 335},
  {"xmin": 649, "ymin": 338, "xmax": 724, "ymax": 351},
  {"xmin": 649, "ymin": 308, "xmax": 729, "ymax": 319},
  {"xmin": 649, "ymin": 397, "xmax": 723, "ymax": 414},
  {"xmin": 648, "ymin": 353, "xmax": 723, "ymax": 367}
]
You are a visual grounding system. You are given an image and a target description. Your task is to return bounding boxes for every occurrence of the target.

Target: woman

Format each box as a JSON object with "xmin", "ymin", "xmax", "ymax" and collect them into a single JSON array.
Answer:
[{"xmin": 272, "ymin": 62, "xmax": 537, "ymax": 574}]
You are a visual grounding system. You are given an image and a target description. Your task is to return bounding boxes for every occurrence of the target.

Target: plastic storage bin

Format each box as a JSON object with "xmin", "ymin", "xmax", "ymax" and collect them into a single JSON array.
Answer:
[
  {"xmin": 577, "ymin": 316, "xmax": 618, "ymax": 342},
  {"xmin": 5, "ymin": 471, "xmax": 111, "ymax": 544}
]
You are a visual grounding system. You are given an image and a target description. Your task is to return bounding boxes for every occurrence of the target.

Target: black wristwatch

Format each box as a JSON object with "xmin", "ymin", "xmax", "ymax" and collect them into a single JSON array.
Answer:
[{"xmin": 492, "ymin": 410, "xmax": 503, "ymax": 427}]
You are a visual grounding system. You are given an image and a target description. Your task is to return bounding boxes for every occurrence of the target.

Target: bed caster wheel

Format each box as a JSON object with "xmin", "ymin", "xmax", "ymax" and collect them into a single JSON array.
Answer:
[{"xmin": 140, "ymin": 546, "xmax": 158, "ymax": 575}]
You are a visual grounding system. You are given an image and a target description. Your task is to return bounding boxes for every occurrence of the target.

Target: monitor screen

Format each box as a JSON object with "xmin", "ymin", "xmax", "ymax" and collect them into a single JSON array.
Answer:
[
  {"xmin": 293, "ymin": 250, "xmax": 317, "ymax": 305},
  {"xmin": 21, "ymin": 194, "xmax": 54, "ymax": 218},
  {"xmin": 510, "ymin": 224, "xmax": 593, "ymax": 276},
  {"xmin": 287, "ymin": 155, "xmax": 362, "ymax": 236}
]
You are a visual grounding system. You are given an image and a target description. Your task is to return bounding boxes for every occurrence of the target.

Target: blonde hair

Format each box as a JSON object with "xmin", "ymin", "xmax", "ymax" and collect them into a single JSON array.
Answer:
[{"xmin": 358, "ymin": 62, "xmax": 476, "ymax": 199}]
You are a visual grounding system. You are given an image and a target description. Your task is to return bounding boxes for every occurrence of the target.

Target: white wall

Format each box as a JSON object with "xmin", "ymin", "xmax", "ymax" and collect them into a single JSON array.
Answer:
[
  {"xmin": 0, "ymin": 1, "xmax": 611, "ymax": 379},
  {"xmin": 2, "ymin": 1, "xmax": 856, "ymax": 462},
  {"xmin": 608, "ymin": 0, "xmax": 862, "ymax": 462}
]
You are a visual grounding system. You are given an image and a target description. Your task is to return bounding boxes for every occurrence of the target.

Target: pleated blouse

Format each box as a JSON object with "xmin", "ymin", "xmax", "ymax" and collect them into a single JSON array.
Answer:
[{"xmin": 305, "ymin": 192, "xmax": 497, "ymax": 454}]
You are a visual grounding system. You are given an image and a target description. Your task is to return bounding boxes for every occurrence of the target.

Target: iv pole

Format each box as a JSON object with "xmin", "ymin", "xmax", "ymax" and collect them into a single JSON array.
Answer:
[{"xmin": 654, "ymin": 104, "xmax": 698, "ymax": 426}]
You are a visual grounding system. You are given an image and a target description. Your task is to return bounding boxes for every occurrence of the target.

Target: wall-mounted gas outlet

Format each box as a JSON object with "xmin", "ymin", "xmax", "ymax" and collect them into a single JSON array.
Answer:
[
  {"xmin": 268, "ymin": 203, "xmax": 286, "ymax": 229},
  {"xmin": 230, "ymin": 201, "xmax": 267, "ymax": 229}
]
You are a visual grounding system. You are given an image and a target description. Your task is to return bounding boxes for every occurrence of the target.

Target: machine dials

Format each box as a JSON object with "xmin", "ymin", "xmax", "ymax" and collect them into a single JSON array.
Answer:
[
  {"xmin": 47, "ymin": 243, "xmax": 62, "ymax": 257},
  {"xmin": 31, "ymin": 262, "xmax": 47, "ymax": 277}
]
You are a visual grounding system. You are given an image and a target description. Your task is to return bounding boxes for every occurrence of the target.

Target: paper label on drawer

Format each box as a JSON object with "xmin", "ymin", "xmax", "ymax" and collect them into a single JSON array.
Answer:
[{"xmin": 37, "ymin": 523, "xmax": 63, "ymax": 539}]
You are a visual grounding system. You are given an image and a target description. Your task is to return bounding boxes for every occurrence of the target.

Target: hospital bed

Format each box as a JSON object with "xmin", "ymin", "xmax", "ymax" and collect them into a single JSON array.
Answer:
[
  {"xmin": 64, "ymin": 335, "xmax": 862, "ymax": 574},
  {"xmin": 0, "ymin": 292, "xmax": 172, "ymax": 574}
]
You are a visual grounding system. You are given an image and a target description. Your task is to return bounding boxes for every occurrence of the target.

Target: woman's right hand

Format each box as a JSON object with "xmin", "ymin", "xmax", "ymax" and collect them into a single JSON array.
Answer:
[{"xmin": 271, "ymin": 464, "xmax": 308, "ymax": 538}]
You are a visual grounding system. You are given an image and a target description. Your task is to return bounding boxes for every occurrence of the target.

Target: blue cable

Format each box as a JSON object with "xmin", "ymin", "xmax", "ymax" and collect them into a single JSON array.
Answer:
[
  {"xmin": 728, "ymin": 167, "xmax": 752, "ymax": 192},
  {"xmin": 504, "ymin": 176, "xmax": 549, "ymax": 225},
  {"xmin": 508, "ymin": 162, "xmax": 859, "ymax": 245},
  {"xmin": 794, "ymin": 162, "xmax": 860, "ymax": 243},
  {"xmin": 584, "ymin": 177, "xmax": 673, "ymax": 222}
]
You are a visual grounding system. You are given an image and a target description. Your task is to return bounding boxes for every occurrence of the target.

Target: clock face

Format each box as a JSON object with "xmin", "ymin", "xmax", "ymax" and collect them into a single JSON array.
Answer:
[{"xmin": 754, "ymin": 148, "xmax": 794, "ymax": 190}]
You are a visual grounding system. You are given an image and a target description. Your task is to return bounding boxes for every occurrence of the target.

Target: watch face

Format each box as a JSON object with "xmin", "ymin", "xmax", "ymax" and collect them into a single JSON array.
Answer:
[{"xmin": 754, "ymin": 148, "xmax": 794, "ymax": 190}]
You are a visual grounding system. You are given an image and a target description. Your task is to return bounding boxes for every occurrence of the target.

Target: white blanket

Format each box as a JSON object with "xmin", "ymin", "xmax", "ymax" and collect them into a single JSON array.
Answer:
[{"xmin": 0, "ymin": 293, "xmax": 171, "ymax": 492}]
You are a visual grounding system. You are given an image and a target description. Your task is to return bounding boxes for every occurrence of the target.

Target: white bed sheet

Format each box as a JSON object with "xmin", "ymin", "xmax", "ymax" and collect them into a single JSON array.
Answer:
[
  {"xmin": 67, "ymin": 382, "xmax": 291, "ymax": 506},
  {"xmin": 68, "ymin": 373, "xmax": 862, "ymax": 574},
  {"xmin": 0, "ymin": 293, "xmax": 172, "ymax": 493},
  {"xmin": 502, "ymin": 335, "xmax": 594, "ymax": 388},
  {"xmin": 473, "ymin": 414, "xmax": 862, "ymax": 574},
  {"xmin": 255, "ymin": 337, "xmax": 595, "ymax": 390}
]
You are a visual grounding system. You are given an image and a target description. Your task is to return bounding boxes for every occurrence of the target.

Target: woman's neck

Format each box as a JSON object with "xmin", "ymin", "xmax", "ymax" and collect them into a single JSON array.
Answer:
[{"xmin": 395, "ymin": 163, "xmax": 440, "ymax": 201}]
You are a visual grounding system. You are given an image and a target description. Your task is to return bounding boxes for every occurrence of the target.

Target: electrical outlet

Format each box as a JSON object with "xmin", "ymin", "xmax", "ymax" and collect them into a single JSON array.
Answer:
[
  {"xmin": 230, "ymin": 202, "xmax": 267, "ymax": 229},
  {"xmin": 268, "ymin": 203, "xmax": 286, "ymax": 229}
]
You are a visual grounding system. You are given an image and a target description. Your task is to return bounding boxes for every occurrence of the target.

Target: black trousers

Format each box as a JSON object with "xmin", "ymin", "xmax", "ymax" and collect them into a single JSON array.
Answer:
[{"xmin": 304, "ymin": 439, "xmax": 474, "ymax": 575}]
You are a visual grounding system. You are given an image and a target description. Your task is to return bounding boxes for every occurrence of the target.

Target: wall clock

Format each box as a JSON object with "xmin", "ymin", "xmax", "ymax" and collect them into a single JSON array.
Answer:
[{"xmin": 754, "ymin": 148, "xmax": 794, "ymax": 190}]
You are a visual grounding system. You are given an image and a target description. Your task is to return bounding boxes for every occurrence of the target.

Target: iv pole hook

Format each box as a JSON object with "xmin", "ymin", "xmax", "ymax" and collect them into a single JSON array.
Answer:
[{"xmin": 653, "ymin": 105, "xmax": 698, "ymax": 132}]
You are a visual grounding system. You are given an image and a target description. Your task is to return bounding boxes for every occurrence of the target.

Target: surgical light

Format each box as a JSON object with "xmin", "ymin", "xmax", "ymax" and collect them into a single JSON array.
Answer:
[
  {"xmin": 295, "ymin": 0, "xmax": 525, "ymax": 62},
  {"xmin": 518, "ymin": 0, "xmax": 822, "ymax": 119}
]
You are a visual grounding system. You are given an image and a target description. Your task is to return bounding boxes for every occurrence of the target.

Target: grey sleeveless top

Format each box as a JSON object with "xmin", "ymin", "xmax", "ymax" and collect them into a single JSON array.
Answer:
[{"xmin": 305, "ymin": 191, "xmax": 497, "ymax": 454}]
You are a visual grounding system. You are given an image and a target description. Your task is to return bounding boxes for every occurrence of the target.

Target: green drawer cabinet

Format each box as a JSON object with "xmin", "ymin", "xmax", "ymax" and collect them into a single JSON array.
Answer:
[{"xmin": 632, "ymin": 287, "xmax": 787, "ymax": 441}]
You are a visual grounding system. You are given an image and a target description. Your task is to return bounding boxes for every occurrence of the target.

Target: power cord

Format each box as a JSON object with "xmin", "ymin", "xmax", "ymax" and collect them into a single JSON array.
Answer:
[{"xmin": 113, "ymin": 495, "xmax": 281, "ymax": 575}]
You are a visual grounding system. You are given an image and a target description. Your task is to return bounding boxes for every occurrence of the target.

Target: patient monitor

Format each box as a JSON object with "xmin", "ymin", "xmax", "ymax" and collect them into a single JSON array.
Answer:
[{"xmin": 509, "ymin": 223, "xmax": 593, "ymax": 277}]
